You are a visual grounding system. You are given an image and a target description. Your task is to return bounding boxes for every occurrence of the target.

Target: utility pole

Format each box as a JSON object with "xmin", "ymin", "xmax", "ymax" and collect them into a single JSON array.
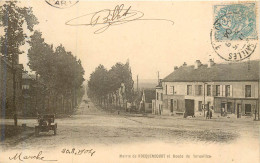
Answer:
[
  {"xmin": 12, "ymin": 55, "xmax": 17, "ymax": 126},
  {"xmin": 35, "ymin": 73, "xmax": 38, "ymax": 114},
  {"xmin": 137, "ymin": 75, "xmax": 139, "ymax": 93},
  {"xmin": 157, "ymin": 71, "xmax": 160, "ymax": 85}
]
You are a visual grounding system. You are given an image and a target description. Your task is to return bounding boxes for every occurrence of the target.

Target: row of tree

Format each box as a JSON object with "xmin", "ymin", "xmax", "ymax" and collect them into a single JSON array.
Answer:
[
  {"xmin": 0, "ymin": 1, "xmax": 39, "ymax": 125},
  {"xmin": 0, "ymin": 1, "xmax": 85, "ymax": 125},
  {"xmin": 87, "ymin": 61, "xmax": 134, "ymax": 109},
  {"xmin": 27, "ymin": 31, "xmax": 85, "ymax": 114}
]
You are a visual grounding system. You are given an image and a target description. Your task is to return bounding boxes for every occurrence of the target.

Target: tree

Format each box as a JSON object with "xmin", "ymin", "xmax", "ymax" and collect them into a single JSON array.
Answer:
[
  {"xmin": 0, "ymin": 1, "xmax": 38, "ymax": 125},
  {"xmin": 88, "ymin": 61, "xmax": 134, "ymax": 109},
  {"xmin": 28, "ymin": 32, "xmax": 85, "ymax": 114},
  {"xmin": 88, "ymin": 65, "xmax": 109, "ymax": 105}
]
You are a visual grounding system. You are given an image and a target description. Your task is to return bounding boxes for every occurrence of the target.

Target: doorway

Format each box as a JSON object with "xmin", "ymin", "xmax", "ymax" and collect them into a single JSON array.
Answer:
[
  {"xmin": 170, "ymin": 99, "xmax": 174, "ymax": 113},
  {"xmin": 237, "ymin": 104, "xmax": 241, "ymax": 118},
  {"xmin": 245, "ymin": 104, "xmax": 251, "ymax": 115},
  {"xmin": 185, "ymin": 99, "xmax": 194, "ymax": 116}
]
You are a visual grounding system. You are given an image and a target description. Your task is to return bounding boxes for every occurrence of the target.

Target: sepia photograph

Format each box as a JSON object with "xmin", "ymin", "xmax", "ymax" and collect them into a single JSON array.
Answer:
[{"xmin": 0, "ymin": 0, "xmax": 259, "ymax": 162}]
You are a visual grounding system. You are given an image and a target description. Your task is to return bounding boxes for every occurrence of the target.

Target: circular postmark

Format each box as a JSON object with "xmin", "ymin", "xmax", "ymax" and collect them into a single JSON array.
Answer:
[
  {"xmin": 45, "ymin": 0, "xmax": 79, "ymax": 9},
  {"xmin": 211, "ymin": 3, "xmax": 258, "ymax": 62}
]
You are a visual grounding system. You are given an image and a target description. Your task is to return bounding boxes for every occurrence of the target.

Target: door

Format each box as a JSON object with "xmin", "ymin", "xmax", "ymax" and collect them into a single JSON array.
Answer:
[
  {"xmin": 237, "ymin": 104, "xmax": 241, "ymax": 118},
  {"xmin": 170, "ymin": 99, "xmax": 174, "ymax": 113},
  {"xmin": 227, "ymin": 102, "xmax": 232, "ymax": 113},
  {"xmin": 185, "ymin": 99, "xmax": 194, "ymax": 116},
  {"xmin": 245, "ymin": 104, "xmax": 251, "ymax": 115}
]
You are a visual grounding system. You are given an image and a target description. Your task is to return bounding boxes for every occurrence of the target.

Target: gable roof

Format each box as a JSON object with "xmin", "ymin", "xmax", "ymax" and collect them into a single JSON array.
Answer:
[
  {"xmin": 143, "ymin": 89, "xmax": 156, "ymax": 103},
  {"xmin": 163, "ymin": 60, "xmax": 259, "ymax": 82}
]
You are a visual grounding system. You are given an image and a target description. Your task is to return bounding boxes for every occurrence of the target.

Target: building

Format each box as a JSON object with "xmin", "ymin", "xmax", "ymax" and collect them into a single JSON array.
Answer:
[
  {"xmin": 0, "ymin": 55, "xmax": 23, "ymax": 116},
  {"xmin": 21, "ymin": 72, "xmax": 40, "ymax": 116},
  {"xmin": 154, "ymin": 80, "xmax": 163, "ymax": 115},
  {"xmin": 139, "ymin": 89, "xmax": 156, "ymax": 113},
  {"xmin": 157, "ymin": 59, "xmax": 259, "ymax": 119}
]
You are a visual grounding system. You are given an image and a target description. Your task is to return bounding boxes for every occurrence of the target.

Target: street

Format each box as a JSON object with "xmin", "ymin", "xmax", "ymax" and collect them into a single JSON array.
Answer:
[
  {"xmin": 1, "ymin": 94, "xmax": 259, "ymax": 163},
  {"xmin": 2, "ymin": 94, "xmax": 259, "ymax": 148}
]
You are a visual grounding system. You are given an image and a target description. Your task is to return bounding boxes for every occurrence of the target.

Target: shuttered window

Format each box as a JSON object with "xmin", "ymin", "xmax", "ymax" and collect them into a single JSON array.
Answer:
[
  {"xmin": 216, "ymin": 85, "xmax": 220, "ymax": 96},
  {"xmin": 187, "ymin": 85, "xmax": 192, "ymax": 95},
  {"xmin": 225, "ymin": 85, "xmax": 231, "ymax": 97},
  {"xmin": 245, "ymin": 85, "xmax": 251, "ymax": 97},
  {"xmin": 207, "ymin": 85, "xmax": 211, "ymax": 96}
]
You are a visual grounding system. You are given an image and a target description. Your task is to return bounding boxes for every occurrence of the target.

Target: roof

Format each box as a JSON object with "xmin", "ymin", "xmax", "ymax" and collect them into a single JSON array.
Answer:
[
  {"xmin": 143, "ymin": 89, "xmax": 156, "ymax": 103},
  {"xmin": 163, "ymin": 60, "xmax": 259, "ymax": 82}
]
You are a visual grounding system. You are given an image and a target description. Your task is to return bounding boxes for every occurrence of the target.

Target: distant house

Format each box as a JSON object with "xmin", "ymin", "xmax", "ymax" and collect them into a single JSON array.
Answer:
[
  {"xmin": 139, "ymin": 89, "xmax": 156, "ymax": 113},
  {"xmin": 157, "ymin": 59, "xmax": 259, "ymax": 118},
  {"xmin": 0, "ymin": 55, "xmax": 23, "ymax": 116},
  {"xmin": 21, "ymin": 72, "xmax": 38, "ymax": 116},
  {"xmin": 154, "ymin": 80, "xmax": 163, "ymax": 115}
]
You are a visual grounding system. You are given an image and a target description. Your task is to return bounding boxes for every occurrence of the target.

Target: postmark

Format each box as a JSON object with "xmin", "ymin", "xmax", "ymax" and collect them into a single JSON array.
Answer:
[
  {"xmin": 211, "ymin": 3, "xmax": 258, "ymax": 61},
  {"xmin": 45, "ymin": 0, "xmax": 79, "ymax": 9}
]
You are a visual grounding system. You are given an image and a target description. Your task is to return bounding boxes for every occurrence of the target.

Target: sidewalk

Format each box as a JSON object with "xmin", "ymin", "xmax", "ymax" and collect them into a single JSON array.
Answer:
[{"xmin": 0, "ymin": 124, "xmax": 35, "ymax": 149}]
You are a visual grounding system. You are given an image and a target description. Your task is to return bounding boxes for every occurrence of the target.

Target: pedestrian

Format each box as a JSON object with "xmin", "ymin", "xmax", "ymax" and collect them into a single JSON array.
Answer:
[
  {"xmin": 209, "ymin": 106, "xmax": 213, "ymax": 119},
  {"xmin": 206, "ymin": 110, "xmax": 209, "ymax": 119},
  {"xmin": 221, "ymin": 107, "xmax": 225, "ymax": 116}
]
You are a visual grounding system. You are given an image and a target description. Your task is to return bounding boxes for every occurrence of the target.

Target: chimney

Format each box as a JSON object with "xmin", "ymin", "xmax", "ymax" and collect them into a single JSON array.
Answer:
[
  {"xmin": 194, "ymin": 60, "xmax": 202, "ymax": 69},
  {"xmin": 183, "ymin": 62, "xmax": 187, "ymax": 67},
  {"xmin": 174, "ymin": 66, "xmax": 178, "ymax": 70},
  {"xmin": 208, "ymin": 59, "xmax": 215, "ymax": 68}
]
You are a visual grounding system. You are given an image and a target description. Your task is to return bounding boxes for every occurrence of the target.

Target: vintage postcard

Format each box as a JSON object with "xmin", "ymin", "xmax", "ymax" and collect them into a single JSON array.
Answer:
[{"xmin": 0, "ymin": 0, "xmax": 259, "ymax": 163}]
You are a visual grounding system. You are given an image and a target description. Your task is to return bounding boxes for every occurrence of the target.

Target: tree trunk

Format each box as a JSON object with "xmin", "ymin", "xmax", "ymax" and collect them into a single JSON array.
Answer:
[{"xmin": 12, "ymin": 61, "xmax": 17, "ymax": 126}]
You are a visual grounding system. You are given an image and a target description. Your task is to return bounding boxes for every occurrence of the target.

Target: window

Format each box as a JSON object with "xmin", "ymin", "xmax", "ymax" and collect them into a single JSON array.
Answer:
[
  {"xmin": 216, "ymin": 85, "xmax": 220, "ymax": 96},
  {"xmin": 157, "ymin": 92, "xmax": 159, "ymax": 100},
  {"xmin": 22, "ymin": 85, "xmax": 29, "ymax": 90},
  {"xmin": 207, "ymin": 85, "xmax": 211, "ymax": 96},
  {"xmin": 245, "ymin": 85, "xmax": 251, "ymax": 97},
  {"xmin": 187, "ymin": 85, "xmax": 192, "ymax": 95},
  {"xmin": 165, "ymin": 85, "xmax": 168, "ymax": 95},
  {"xmin": 161, "ymin": 93, "xmax": 163, "ymax": 101},
  {"xmin": 225, "ymin": 85, "xmax": 230, "ymax": 97},
  {"xmin": 195, "ymin": 85, "xmax": 202, "ymax": 96},
  {"xmin": 149, "ymin": 103, "xmax": 152, "ymax": 108},
  {"xmin": 171, "ymin": 86, "xmax": 175, "ymax": 95}
]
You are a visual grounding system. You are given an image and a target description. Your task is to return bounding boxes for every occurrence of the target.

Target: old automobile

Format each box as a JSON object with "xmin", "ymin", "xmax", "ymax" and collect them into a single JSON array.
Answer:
[{"xmin": 35, "ymin": 114, "xmax": 57, "ymax": 136}]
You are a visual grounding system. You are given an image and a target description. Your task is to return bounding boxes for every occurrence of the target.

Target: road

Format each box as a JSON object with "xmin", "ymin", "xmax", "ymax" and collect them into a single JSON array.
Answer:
[{"xmin": 1, "ymin": 94, "xmax": 259, "ymax": 162}]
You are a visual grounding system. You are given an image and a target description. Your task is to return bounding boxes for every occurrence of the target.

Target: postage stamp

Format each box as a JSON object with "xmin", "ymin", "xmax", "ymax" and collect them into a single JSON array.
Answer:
[
  {"xmin": 211, "ymin": 3, "xmax": 258, "ymax": 61},
  {"xmin": 45, "ymin": 0, "xmax": 79, "ymax": 9}
]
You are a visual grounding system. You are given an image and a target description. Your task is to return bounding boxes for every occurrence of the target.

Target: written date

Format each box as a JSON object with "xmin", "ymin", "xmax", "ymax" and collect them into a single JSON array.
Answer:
[{"xmin": 61, "ymin": 148, "xmax": 96, "ymax": 156}]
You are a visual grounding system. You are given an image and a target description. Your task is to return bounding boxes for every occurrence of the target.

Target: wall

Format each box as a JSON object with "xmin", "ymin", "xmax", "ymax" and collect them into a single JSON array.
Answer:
[
  {"xmin": 0, "ymin": 57, "xmax": 23, "ymax": 116},
  {"xmin": 162, "ymin": 81, "xmax": 259, "ymax": 117},
  {"xmin": 155, "ymin": 88, "xmax": 163, "ymax": 115}
]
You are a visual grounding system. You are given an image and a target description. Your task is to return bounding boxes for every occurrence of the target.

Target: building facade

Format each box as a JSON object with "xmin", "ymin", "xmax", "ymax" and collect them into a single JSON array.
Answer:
[
  {"xmin": 154, "ymin": 82, "xmax": 163, "ymax": 115},
  {"xmin": 139, "ymin": 89, "xmax": 156, "ymax": 113},
  {"xmin": 0, "ymin": 55, "xmax": 23, "ymax": 116},
  {"xmin": 157, "ymin": 60, "xmax": 259, "ymax": 119}
]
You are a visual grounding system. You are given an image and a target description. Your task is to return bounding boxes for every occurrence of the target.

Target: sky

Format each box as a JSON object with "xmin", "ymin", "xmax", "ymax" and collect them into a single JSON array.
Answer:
[{"xmin": 3, "ymin": 0, "xmax": 259, "ymax": 81}]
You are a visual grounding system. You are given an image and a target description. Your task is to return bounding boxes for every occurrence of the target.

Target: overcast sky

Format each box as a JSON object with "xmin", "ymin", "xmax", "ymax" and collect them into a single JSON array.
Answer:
[{"xmin": 7, "ymin": 1, "xmax": 259, "ymax": 81}]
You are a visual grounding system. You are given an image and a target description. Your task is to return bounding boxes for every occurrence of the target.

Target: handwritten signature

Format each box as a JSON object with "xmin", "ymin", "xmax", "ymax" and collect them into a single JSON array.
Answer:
[
  {"xmin": 65, "ymin": 4, "xmax": 174, "ymax": 34},
  {"xmin": 9, "ymin": 151, "xmax": 57, "ymax": 162}
]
